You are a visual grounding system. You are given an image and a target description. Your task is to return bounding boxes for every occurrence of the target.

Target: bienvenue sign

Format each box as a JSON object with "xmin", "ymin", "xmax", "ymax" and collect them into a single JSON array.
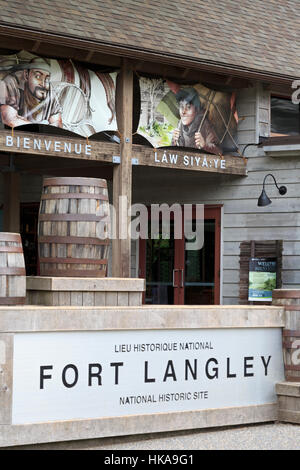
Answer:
[
  {"xmin": 1, "ymin": 130, "xmax": 247, "ymax": 174},
  {"xmin": 12, "ymin": 328, "xmax": 284, "ymax": 424},
  {"xmin": 4, "ymin": 134, "xmax": 227, "ymax": 170},
  {"xmin": 5, "ymin": 135, "xmax": 92, "ymax": 157}
]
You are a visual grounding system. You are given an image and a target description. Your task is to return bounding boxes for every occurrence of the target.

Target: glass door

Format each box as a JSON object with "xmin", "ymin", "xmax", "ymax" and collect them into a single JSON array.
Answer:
[
  {"xmin": 184, "ymin": 219, "xmax": 217, "ymax": 304},
  {"xmin": 142, "ymin": 220, "xmax": 183, "ymax": 304},
  {"xmin": 139, "ymin": 205, "xmax": 221, "ymax": 305}
]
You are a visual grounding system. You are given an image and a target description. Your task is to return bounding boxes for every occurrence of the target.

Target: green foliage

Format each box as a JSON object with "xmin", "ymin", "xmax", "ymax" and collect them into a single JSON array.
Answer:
[
  {"xmin": 263, "ymin": 277, "xmax": 276, "ymax": 290},
  {"xmin": 139, "ymin": 120, "xmax": 174, "ymax": 146}
]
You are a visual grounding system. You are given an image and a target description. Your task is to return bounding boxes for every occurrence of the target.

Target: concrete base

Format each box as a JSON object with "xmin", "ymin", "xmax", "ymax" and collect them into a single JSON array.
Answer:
[
  {"xmin": 0, "ymin": 304, "xmax": 285, "ymax": 448},
  {"xmin": 276, "ymin": 382, "xmax": 300, "ymax": 424},
  {"xmin": 26, "ymin": 276, "xmax": 145, "ymax": 307},
  {"xmin": 0, "ymin": 403, "xmax": 277, "ymax": 448}
]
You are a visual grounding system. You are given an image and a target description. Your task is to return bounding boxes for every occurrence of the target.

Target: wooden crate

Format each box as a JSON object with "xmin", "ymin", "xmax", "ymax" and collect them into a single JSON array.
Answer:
[{"xmin": 26, "ymin": 276, "xmax": 145, "ymax": 307}]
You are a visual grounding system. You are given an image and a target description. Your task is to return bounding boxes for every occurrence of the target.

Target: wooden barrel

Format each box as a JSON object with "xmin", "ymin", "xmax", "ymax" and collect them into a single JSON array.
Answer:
[
  {"xmin": 0, "ymin": 232, "xmax": 26, "ymax": 305},
  {"xmin": 38, "ymin": 177, "xmax": 110, "ymax": 278},
  {"xmin": 272, "ymin": 289, "xmax": 300, "ymax": 382}
]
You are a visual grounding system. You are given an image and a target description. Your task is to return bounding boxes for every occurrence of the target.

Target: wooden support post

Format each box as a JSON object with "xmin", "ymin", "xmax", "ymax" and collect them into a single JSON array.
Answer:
[
  {"xmin": 3, "ymin": 171, "xmax": 20, "ymax": 233},
  {"xmin": 112, "ymin": 60, "xmax": 133, "ymax": 277}
]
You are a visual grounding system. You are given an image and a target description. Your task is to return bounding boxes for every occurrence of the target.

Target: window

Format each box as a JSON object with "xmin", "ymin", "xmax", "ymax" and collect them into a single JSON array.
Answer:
[{"xmin": 271, "ymin": 97, "xmax": 300, "ymax": 136}]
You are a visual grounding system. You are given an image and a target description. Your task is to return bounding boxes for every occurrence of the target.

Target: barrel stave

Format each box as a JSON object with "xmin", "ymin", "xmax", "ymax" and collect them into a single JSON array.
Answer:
[
  {"xmin": 38, "ymin": 177, "xmax": 110, "ymax": 277},
  {"xmin": 273, "ymin": 289, "xmax": 300, "ymax": 382},
  {"xmin": 0, "ymin": 234, "xmax": 26, "ymax": 305}
]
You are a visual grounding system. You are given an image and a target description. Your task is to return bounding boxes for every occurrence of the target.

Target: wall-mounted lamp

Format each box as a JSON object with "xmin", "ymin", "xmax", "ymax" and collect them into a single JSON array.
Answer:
[{"xmin": 257, "ymin": 173, "xmax": 287, "ymax": 207}]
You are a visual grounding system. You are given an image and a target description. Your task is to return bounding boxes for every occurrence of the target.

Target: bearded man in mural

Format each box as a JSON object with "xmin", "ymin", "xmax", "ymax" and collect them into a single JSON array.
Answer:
[
  {"xmin": 0, "ymin": 57, "xmax": 62, "ymax": 128},
  {"xmin": 171, "ymin": 87, "xmax": 222, "ymax": 155}
]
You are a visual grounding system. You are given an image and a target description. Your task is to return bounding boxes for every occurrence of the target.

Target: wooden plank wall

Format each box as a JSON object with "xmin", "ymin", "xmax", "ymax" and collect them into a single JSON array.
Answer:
[
  {"xmin": 0, "ymin": 84, "xmax": 299, "ymax": 305},
  {"xmin": 131, "ymin": 83, "xmax": 300, "ymax": 304},
  {"xmin": 0, "ymin": 173, "xmax": 42, "ymax": 205}
]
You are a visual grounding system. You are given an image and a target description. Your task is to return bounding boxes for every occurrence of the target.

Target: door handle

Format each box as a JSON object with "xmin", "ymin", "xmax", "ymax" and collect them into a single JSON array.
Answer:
[
  {"xmin": 173, "ymin": 269, "xmax": 180, "ymax": 287},
  {"xmin": 173, "ymin": 269, "xmax": 184, "ymax": 288}
]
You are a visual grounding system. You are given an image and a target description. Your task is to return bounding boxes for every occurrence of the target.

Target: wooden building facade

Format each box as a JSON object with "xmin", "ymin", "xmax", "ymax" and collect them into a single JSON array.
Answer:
[{"xmin": 0, "ymin": 0, "xmax": 299, "ymax": 306}]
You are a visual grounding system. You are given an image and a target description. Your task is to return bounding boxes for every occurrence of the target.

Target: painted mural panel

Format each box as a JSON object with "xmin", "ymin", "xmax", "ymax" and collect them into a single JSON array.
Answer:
[
  {"xmin": 0, "ymin": 51, "xmax": 117, "ymax": 137},
  {"xmin": 138, "ymin": 78, "xmax": 239, "ymax": 156}
]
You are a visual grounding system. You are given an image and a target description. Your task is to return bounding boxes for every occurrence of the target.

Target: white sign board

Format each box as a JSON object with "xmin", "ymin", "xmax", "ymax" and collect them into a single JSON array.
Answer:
[{"xmin": 12, "ymin": 328, "xmax": 285, "ymax": 424}]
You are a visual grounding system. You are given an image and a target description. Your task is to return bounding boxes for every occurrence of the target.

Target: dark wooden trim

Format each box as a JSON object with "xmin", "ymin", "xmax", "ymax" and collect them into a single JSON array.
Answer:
[
  {"xmin": 284, "ymin": 365, "xmax": 300, "ymax": 371},
  {"xmin": 0, "ymin": 297, "xmax": 25, "ymax": 305},
  {"xmin": 283, "ymin": 330, "xmax": 300, "ymax": 336},
  {"xmin": 273, "ymin": 290, "xmax": 300, "ymax": 299},
  {"xmin": 259, "ymin": 135, "xmax": 300, "ymax": 147}
]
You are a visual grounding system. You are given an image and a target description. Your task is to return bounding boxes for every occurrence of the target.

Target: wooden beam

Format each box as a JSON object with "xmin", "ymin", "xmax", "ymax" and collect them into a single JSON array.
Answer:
[
  {"xmin": 132, "ymin": 145, "xmax": 248, "ymax": 176},
  {"xmin": 129, "ymin": 61, "xmax": 251, "ymax": 90},
  {"xmin": 0, "ymin": 130, "xmax": 118, "ymax": 163},
  {"xmin": 0, "ymin": 35, "xmax": 122, "ymax": 68},
  {"xmin": 0, "ymin": 130, "xmax": 247, "ymax": 175},
  {"xmin": 85, "ymin": 50, "xmax": 94, "ymax": 62},
  {"xmin": 0, "ymin": 35, "xmax": 250, "ymax": 89},
  {"xmin": 112, "ymin": 60, "xmax": 133, "ymax": 277},
  {"xmin": 0, "ymin": 35, "xmax": 34, "ymax": 52},
  {"xmin": 31, "ymin": 40, "xmax": 41, "ymax": 53},
  {"xmin": 181, "ymin": 68, "xmax": 190, "ymax": 78}
]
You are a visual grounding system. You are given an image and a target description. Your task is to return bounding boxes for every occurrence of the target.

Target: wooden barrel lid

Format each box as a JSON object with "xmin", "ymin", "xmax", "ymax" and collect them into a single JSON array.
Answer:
[
  {"xmin": 0, "ymin": 232, "xmax": 22, "ymax": 242},
  {"xmin": 43, "ymin": 177, "xmax": 107, "ymax": 188}
]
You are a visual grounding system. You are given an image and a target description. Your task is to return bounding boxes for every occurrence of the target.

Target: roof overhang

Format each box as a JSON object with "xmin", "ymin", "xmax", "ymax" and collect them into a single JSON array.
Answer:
[{"xmin": 0, "ymin": 23, "xmax": 298, "ymax": 87}]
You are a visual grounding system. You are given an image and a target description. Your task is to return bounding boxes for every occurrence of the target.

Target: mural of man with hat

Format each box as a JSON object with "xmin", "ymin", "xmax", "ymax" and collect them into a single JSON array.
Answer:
[
  {"xmin": 171, "ymin": 86, "xmax": 222, "ymax": 155},
  {"xmin": 0, "ymin": 57, "xmax": 62, "ymax": 128}
]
